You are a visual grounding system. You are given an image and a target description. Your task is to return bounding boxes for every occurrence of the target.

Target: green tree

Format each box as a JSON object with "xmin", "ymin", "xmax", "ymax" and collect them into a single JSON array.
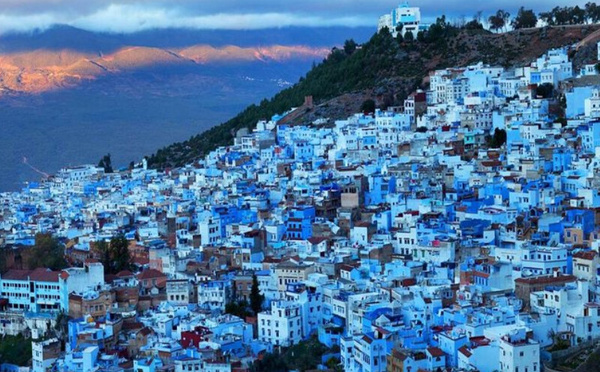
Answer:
[
  {"xmin": 539, "ymin": 10, "xmax": 556, "ymax": 26},
  {"xmin": 326, "ymin": 356, "xmax": 343, "ymax": 371},
  {"xmin": 250, "ymin": 351, "xmax": 287, "ymax": 372},
  {"xmin": 343, "ymin": 39, "xmax": 357, "ymax": 55},
  {"xmin": 465, "ymin": 19, "xmax": 483, "ymax": 30},
  {"xmin": 404, "ymin": 30, "xmax": 414, "ymax": 42},
  {"xmin": 595, "ymin": 63, "xmax": 600, "ymax": 74},
  {"xmin": 95, "ymin": 240, "xmax": 112, "ymax": 274},
  {"xmin": 225, "ymin": 299, "xmax": 251, "ymax": 318},
  {"xmin": 360, "ymin": 99, "xmax": 376, "ymax": 114},
  {"xmin": 499, "ymin": 10, "xmax": 511, "ymax": 31},
  {"xmin": 488, "ymin": 14, "xmax": 503, "ymax": 32},
  {"xmin": 0, "ymin": 334, "xmax": 32, "ymax": 366},
  {"xmin": 488, "ymin": 128, "xmax": 507, "ymax": 148},
  {"xmin": 96, "ymin": 235, "xmax": 132, "ymax": 274},
  {"xmin": 109, "ymin": 234, "xmax": 131, "ymax": 274},
  {"xmin": 535, "ymin": 83, "xmax": 554, "ymax": 99},
  {"xmin": 53, "ymin": 311, "xmax": 69, "ymax": 348},
  {"xmin": 512, "ymin": 7, "xmax": 537, "ymax": 29},
  {"xmin": 98, "ymin": 153, "xmax": 113, "ymax": 173},
  {"xmin": 395, "ymin": 23, "xmax": 404, "ymax": 35},
  {"xmin": 250, "ymin": 274, "xmax": 264, "ymax": 315},
  {"xmin": 282, "ymin": 337, "xmax": 330, "ymax": 371},
  {"xmin": 396, "ymin": 32, "xmax": 404, "ymax": 43},
  {"xmin": 27, "ymin": 233, "xmax": 68, "ymax": 271},
  {"xmin": 572, "ymin": 6, "xmax": 587, "ymax": 24},
  {"xmin": 489, "ymin": 10, "xmax": 510, "ymax": 32},
  {"xmin": 586, "ymin": 2, "xmax": 600, "ymax": 23}
]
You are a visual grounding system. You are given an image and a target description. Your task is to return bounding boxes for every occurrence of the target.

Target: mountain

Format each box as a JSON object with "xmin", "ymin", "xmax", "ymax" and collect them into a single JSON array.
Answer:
[
  {"xmin": 0, "ymin": 25, "xmax": 373, "ymax": 191},
  {"xmin": 146, "ymin": 23, "xmax": 600, "ymax": 169},
  {"xmin": 0, "ymin": 44, "xmax": 330, "ymax": 95}
]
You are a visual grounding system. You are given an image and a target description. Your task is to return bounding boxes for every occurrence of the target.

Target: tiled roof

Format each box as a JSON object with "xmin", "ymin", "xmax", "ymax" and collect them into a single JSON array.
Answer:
[
  {"xmin": 573, "ymin": 251, "xmax": 597, "ymax": 260},
  {"xmin": 427, "ymin": 346, "xmax": 445, "ymax": 357},
  {"xmin": 2, "ymin": 270, "xmax": 32, "ymax": 281},
  {"xmin": 136, "ymin": 269, "xmax": 165, "ymax": 280},
  {"xmin": 3, "ymin": 268, "xmax": 60, "ymax": 282},
  {"xmin": 515, "ymin": 274, "xmax": 576, "ymax": 285}
]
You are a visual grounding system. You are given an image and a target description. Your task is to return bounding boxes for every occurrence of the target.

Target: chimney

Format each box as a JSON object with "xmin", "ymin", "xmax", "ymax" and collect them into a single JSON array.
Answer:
[{"xmin": 304, "ymin": 96, "xmax": 314, "ymax": 108}]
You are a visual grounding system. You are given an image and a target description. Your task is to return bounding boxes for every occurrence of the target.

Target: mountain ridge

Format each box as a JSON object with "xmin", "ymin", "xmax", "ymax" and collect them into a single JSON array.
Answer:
[{"xmin": 0, "ymin": 44, "xmax": 331, "ymax": 95}]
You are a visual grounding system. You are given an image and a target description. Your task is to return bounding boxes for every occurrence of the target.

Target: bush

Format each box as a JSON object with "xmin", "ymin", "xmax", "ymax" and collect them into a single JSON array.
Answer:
[
  {"xmin": 360, "ymin": 99, "xmax": 376, "ymax": 114},
  {"xmin": 0, "ymin": 335, "xmax": 32, "ymax": 366}
]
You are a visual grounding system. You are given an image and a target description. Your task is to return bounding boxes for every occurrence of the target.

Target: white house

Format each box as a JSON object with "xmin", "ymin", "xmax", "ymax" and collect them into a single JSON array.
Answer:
[
  {"xmin": 258, "ymin": 300, "xmax": 303, "ymax": 347},
  {"xmin": 498, "ymin": 328, "xmax": 540, "ymax": 372},
  {"xmin": 377, "ymin": 2, "xmax": 426, "ymax": 37}
]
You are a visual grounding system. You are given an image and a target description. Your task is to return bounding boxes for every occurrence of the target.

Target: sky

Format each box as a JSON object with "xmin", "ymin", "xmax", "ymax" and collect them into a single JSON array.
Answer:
[{"xmin": 0, "ymin": 0, "xmax": 591, "ymax": 34}]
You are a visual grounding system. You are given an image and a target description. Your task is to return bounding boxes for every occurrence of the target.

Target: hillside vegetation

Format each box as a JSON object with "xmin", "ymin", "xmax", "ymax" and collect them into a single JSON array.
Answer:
[{"xmin": 147, "ymin": 21, "xmax": 600, "ymax": 169}]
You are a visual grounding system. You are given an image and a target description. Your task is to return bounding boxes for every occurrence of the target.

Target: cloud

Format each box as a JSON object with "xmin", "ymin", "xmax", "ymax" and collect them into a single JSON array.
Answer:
[
  {"xmin": 69, "ymin": 5, "xmax": 373, "ymax": 33},
  {"xmin": 0, "ymin": 0, "xmax": 591, "ymax": 34}
]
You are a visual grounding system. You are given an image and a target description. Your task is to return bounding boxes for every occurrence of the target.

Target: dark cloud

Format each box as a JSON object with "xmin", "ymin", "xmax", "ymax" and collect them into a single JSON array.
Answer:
[{"xmin": 0, "ymin": 0, "xmax": 590, "ymax": 33}]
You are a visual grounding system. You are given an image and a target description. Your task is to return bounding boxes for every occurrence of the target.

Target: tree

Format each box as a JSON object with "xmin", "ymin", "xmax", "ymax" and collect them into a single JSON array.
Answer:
[
  {"xmin": 98, "ymin": 153, "xmax": 113, "ymax": 173},
  {"xmin": 499, "ymin": 10, "xmax": 511, "ymax": 31},
  {"xmin": 535, "ymin": 83, "xmax": 554, "ymax": 99},
  {"xmin": 540, "ymin": 6, "xmax": 587, "ymax": 26},
  {"xmin": 596, "ymin": 63, "xmax": 600, "ymax": 74},
  {"xmin": 96, "ymin": 235, "xmax": 132, "ymax": 274},
  {"xmin": 488, "ymin": 14, "xmax": 504, "ymax": 33},
  {"xmin": 404, "ymin": 30, "xmax": 414, "ymax": 42},
  {"xmin": 395, "ymin": 24, "xmax": 404, "ymax": 43},
  {"xmin": 539, "ymin": 11, "xmax": 556, "ymax": 26},
  {"xmin": 572, "ymin": 6, "xmax": 587, "ymax": 24},
  {"xmin": 96, "ymin": 240, "xmax": 112, "ymax": 274},
  {"xmin": 426, "ymin": 16, "xmax": 448, "ymax": 41},
  {"xmin": 396, "ymin": 32, "xmax": 404, "ymax": 43},
  {"xmin": 395, "ymin": 23, "xmax": 404, "ymax": 35},
  {"xmin": 250, "ymin": 351, "xmax": 287, "ymax": 372},
  {"xmin": 53, "ymin": 311, "xmax": 69, "ymax": 348},
  {"xmin": 0, "ymin": 334, "xmax": 32, "ymax": 366},
  {"xmin": 109, "ymin": 234, "xmax": 131, "ymax": 274},
  {"xmin": 586, "ymin": 2, "xmax": 600, "ymax": 23},
  {"xmin": 360, "ymin": 99, "xmax": 376, "ymax": 114},
  {"xmin": 465, "ymin": 19, "xmax": 483, "ymax": 30},
  {"xmin": 512, "ymin": 7, "xmax": 537, "ymax": 29},
  {"xmin": 488, "ymin": 128, "xmax": 507, "ymax": 148},
  {"xmin": 225, "ymin": 299, "xmax": 251, "ymax": 319},
  {"xmin": 249, "ymin": 274, "xmax": 264, "ymax": 315},
  {"xmin": 27, "ymin": 233, "xmax": 68, "ymax": 271},
  {"xmin": 343, "ymin": 39, "xmax": 357, "ymax": 55}
]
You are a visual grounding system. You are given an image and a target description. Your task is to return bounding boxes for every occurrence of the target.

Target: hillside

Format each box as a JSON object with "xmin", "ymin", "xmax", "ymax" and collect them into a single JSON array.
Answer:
[{"xmin": 147, "ymin": 23, "xmax": 600, "ymax": 169}]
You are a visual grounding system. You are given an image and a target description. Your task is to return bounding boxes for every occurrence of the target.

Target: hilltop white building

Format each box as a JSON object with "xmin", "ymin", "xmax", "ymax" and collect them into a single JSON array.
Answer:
[{"xmin": 378, "ymin": 2, "xmax": 428, "ymax": 37}]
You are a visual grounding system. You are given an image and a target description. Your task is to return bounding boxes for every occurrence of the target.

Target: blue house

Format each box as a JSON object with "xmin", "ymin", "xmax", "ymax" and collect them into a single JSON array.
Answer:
[
  {"xmin": 365, "ymin": 174, "xmax": 397, "ymax": 205},
  {"xmin": 285, "ymin": 206, "xmax": 316, "ymax": 240},
  {"xmin": 212, "ymin": 205, "xmax": 240, "ymax": 238}
]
